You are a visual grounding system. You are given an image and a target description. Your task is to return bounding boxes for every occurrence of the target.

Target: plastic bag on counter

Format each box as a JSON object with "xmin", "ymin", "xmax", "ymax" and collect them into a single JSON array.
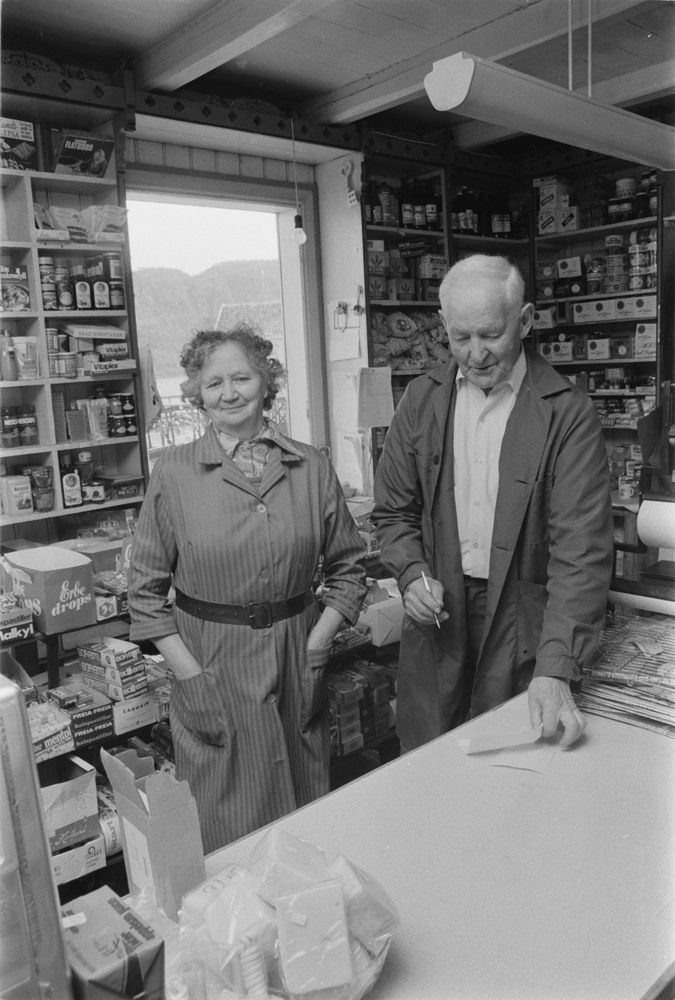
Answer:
[{"xmin": 167, "ymin": 829, "xmax": 399, "ymax": 1000}]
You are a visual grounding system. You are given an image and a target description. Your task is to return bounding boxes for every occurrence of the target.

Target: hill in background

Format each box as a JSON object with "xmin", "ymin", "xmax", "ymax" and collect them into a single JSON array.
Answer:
[{"xmin": 132, "ymin": 259, "xmax": 283, "ymax": 379}]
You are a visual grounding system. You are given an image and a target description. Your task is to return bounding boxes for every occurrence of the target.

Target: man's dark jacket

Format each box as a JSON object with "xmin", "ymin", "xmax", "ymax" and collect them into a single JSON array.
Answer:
[{"xmin": 372, "ymin": 348, "xmax": 614, "ymax": 749}]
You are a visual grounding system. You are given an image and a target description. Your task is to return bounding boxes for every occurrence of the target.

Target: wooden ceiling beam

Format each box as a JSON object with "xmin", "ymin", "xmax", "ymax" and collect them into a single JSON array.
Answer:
[
  {"xmin": 453, "ymin": 58, "xmax": 675, "ymax": 149},
  {"xmin": 299, "ymin": 0, "xmax": 648, "ymax": 123},
  {"xmin": 134, "ymin": 0, "xmax": 336, "ymax": 92}
]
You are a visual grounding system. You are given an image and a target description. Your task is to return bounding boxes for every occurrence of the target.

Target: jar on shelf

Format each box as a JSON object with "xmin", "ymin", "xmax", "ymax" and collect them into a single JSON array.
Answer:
[
  {"xmin": 585, "ymin": 259, "xmax": 605, "ymax": 295},
  {"xmin": 17, "ymin": 405, "xmax": 39, "ymax": 447}
]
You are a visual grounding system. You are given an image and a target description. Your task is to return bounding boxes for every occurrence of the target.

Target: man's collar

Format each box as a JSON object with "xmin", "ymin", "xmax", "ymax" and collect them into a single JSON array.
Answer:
[{"xmin": 456, "ymin": 347, "xmax": 527, "ymax": 395}]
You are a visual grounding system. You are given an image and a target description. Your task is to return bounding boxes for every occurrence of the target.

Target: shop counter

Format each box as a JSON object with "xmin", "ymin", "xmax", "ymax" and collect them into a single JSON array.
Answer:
[{"xmin": 206, "ymin": 694, "xmax": 675, "ymax": 1000}]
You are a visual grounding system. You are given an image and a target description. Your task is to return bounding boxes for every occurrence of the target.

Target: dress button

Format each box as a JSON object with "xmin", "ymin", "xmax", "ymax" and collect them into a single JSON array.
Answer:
[
  {"xmin": 256, "ymin": 503, "xmax": 266, "ymax": 513},
  {"xmin": 266, "ymin": 693, "xmax": 277, "ymax": 705},
  {"xmin": 432, "ymin": 455, "xmax": 440, "ymax": 465}
]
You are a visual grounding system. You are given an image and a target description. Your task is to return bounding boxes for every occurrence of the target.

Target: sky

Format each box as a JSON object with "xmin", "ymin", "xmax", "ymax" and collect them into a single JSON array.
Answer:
[{"xmin": 126, "ymin": 199, "xmax": 279, "ymax": 275}]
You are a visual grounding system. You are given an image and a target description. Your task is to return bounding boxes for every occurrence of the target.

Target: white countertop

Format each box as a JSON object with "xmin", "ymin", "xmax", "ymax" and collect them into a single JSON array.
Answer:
[{"xmin": 206, "ymin": 694, "xmax": 675, "ymax": 1000}]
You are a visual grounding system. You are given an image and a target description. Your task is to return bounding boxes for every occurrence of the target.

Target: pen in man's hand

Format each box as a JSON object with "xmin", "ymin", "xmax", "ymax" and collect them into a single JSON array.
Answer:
[{"xmin": 421, "ymin": 571, "xmax": 441, "ymax": 629}]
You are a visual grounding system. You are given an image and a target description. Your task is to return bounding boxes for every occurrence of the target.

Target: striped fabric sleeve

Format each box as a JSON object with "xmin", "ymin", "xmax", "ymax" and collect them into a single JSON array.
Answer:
[
  {"xmin": 127, "ymin": 461, "xmax": 180, "ymax": 643},
  {"xmin": 318, "ymin": 457, "xmax": 368, "ymax": 626}
]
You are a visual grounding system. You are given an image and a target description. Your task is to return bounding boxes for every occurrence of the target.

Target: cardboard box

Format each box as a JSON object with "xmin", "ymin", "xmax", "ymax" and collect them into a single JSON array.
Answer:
[
  {"xmin": 367, "ymin": 249, "xmax": 389, "ymax": 274},
  {"xmin": 0, "ymin": 602, "xmax": 35, "ymax": 645},
  {"xmin": 38, "ymin": 754, "xmax": 99, "ymax": 853},
  {"xmin": 3, "ymin": 547, "xmax": 96, "ymax": 635},
  {"xmin": 100, "ymin": 748, "xmax": 205, "ymax": 919},
  {"xmin": 571, "ymin": 299, "xmax": 617, "ymax": 324},
  {"xmin": 549, "ymin": 341, "xmax": 574, "ymax": 362},
  {"xmin": 0, "ymin": 476, "xmax": 34, "ymax": 516},
  {"xmin": 78, "ymin": 636, "xmax": 143, "ymax": 673},
  {"xmin": 52, "ymin": 834, "xmax": 106, "ymax": 887},
  {"xmin": 61, "ymin": 886, "xmax": 164, "ymax": 998},
  {"xmin": 51, "ymin": 131, "xmax": 114, "ymax": 177},
  {"xmin": 111, "ymin": 692, "xmax": 157, "ymax": 733},
  {"xmin": 556, "ymin": 256, "xmax": 582, "ymax": 278},
  {"xmin": 587, "ymin": 338, "xmax": 611, "ymax": 360},
  {"xmin": 556, "ymin": 207, "xmax": 579, "ymax": 232},
  {"xmin": 532, "ymin": 307, "xmax": 557, "ymax": 330},
  {"xmin": 52, "ymin": 537, "xmax": 125, "ymax": 574},
  {"xmin": 0, "ymin": 262, "xmax": 31, "ymax": 311},
  {"xmin": 632, "ymin": 294, "xmax": 657, "ymax": 317},
  {"xmin": 0, "ymin": 117, "xmax": 38, "ymax": 170},
  {"xmin": 537, "ymin": 211, "xmax": 556, "ymax": 235},
  {"xmin": 634, "ymin": 322, "xmax": 657, "ymax": 359},
  {"xmin": 27, "ymin": 699, "xmax": 75, "ymax": 763},
  {"xmin": 45, "ymin": 673, "xmax": 114, "ymax": 747},
  {"xmin": 367, "ymin": 275, "xmax": 387, "ymax": 299},
  {"xmin": 358, "ymin": 594, "xmax": 405, "ymax": 646},
  {"xmin": 0, "ymin": 647, "xmax": 38, "ymax": 702}
]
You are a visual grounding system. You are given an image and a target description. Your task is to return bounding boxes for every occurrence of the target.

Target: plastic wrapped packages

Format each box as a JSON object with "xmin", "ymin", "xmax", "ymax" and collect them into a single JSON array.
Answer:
[{"xmin": 167, "ymin": 830, "xmax": 399, "ymax": 1000}]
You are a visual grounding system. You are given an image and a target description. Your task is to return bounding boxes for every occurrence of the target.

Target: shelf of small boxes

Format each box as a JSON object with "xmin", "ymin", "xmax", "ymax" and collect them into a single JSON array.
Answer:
[
  {"xmin": 327, "ymin": 656, "xmax": 397, "ymax": 759},
  {"xmin": 0, "ymin": 638, "xmax": 172, "ymax": 886}
]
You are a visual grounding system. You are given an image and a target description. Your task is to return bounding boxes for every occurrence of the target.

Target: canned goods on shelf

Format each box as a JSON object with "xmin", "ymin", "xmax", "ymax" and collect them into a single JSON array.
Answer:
[
  {"xmin": 108, "ymin": 280, "xmax": 125, "ymax": 309},
  {"xmin": 108, "ymin": 394, "xmax": 123, "ymax": 415},
  {"xmin": 120, "ymin": 394, "xmax": 135, "ymax": 414},
  {"xmin": 108, "ymin": 414, "xmax": 127, "ymax": 436},
  {"xmin": 101, "ymin": 252, "xmax": 123, "ymax": 280},
  {"xmin": 123, "ymin": 414, "xmax": 138, "ymax": 435},
  {"xmin": 82, "ymin": 480, "xmax": 107, "ymax": 504}
]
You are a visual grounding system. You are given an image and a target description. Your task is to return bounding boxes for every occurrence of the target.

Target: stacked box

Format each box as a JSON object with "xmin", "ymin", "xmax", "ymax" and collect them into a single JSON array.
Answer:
[
  {"xmin": 78, "ymin": 637, "xmax": 147, "ymax": 702},
  {"xmin": 38, "ymin": 754, "xmax": 99, "ymax": 854},
  {"xmin": 327, "ymin": 670, "xmax": 365, "ymax": 756},
  {"xmin": 45, "ymin": 673, "xmax": 114, "ymax": 747},
  {"xmin": 27, "ymin": 699, "xmax": 75, "ymax": 762}
]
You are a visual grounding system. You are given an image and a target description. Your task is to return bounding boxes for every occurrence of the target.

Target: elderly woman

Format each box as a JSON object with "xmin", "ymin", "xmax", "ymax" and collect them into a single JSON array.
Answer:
[{"xmin": 128, "ymin": 324, "xmax": 367, "ymax": 854}]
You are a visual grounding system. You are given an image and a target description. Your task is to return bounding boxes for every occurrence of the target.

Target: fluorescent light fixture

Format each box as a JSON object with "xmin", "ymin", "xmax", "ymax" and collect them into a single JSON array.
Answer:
[{"xmin": 424, "ymin": 52, "xmax": 675, "ymax": 172}]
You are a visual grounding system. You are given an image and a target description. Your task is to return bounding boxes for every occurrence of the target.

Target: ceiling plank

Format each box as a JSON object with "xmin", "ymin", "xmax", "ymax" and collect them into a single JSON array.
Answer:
[
  {"xmin": 453, "ymin": 58, "xmax": 675, "ymax": 149},
  {"xmin": 134, "ymin": 0, "xmax": 337, "ymax": 92},
  {"xmin": 299, "ymin": 0, "xmax": 649, "ymax": 123}
]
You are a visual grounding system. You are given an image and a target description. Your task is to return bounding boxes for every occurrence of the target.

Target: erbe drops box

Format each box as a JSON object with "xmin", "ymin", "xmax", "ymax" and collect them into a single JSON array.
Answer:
[{"xmin": 2, "ymin": 546, "xmax": 96, "ymax": 634}]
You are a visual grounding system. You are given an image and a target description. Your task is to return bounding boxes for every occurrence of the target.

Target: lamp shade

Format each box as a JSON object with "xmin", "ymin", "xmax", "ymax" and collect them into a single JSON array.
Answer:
[{"xmin": 424, "ymin": 52, "xmax": 675, "ymax": 172}]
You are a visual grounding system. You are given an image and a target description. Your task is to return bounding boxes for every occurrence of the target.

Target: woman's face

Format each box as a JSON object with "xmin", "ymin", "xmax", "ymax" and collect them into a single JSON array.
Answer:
[{"xmin": 199, "ymin": 341, "xmax": 266, "ymax": 439}]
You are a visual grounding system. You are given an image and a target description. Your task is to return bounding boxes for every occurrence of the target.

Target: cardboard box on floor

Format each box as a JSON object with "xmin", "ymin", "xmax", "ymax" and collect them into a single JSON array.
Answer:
[
  {"xmin": 100, "ymin": 747, "xmax": 205, "ymax": 920},
  {"xmin": 61, "ymin": 885, "xmax": 164, "ymax": 999}
]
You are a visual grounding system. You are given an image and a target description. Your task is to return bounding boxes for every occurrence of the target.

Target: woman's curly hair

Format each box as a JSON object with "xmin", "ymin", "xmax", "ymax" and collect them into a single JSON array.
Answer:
[{"xmin": 179, "ymin": 323, "xmax": 286, "ymax": 411}]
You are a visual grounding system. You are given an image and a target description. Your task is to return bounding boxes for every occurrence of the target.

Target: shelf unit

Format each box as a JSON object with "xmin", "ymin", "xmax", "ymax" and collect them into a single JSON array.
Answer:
[
  {"xmin": 361, "ymin": 152, "xmax": 451, "ymax": 447},
  {"xmin": 0, "ymin": 165, "xmax": 148, "ymax": 541}
]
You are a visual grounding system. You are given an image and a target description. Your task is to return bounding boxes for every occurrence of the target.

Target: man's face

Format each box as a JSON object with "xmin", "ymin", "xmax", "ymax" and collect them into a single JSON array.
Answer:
[{"xmin": 440, "ymin": 277, "xmax": 533, "ymax": 390}]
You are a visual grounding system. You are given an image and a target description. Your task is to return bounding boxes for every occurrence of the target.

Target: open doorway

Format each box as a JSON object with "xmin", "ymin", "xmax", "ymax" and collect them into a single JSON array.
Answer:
[{"xmin": 125, "ymin": 188, "xmax": 325, "ymax": 461}]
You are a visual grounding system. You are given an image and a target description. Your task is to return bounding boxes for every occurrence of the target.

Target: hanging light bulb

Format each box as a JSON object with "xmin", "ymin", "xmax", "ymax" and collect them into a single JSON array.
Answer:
[
  {"xmin": 293, "ymin": 213, "xmax": 308, "ymax": 245},
  {"xmin": 290, "ymin": 117, "xmax": 308, "ymax": 247}
]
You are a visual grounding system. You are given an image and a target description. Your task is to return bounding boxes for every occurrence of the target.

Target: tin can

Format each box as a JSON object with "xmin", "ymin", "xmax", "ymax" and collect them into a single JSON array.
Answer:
[
  {"xmin": 41, "ymin": 282, "xmax": 58, "ymax": 310},
  {"xmin": 628, "ymin": 269, "xmax": 648, "ymax": 291},
  {"xmin": 605, "ymin": 233, "xmax": 624, "ymax": 250},
  {"xmin": 108, "ymin": 414, "xmax": 127, "ymax": 437},
  {"xmin": 61, "ymin": 352, "xmax": 78, "ymax": 378},
  {"xmin": 123, "ymin": 414, "xmax": 138, "ymax": 435},
  {"xmin": 55, "ymin": 266, "xmax": 74, "ymax": 310},
  {"xmin": 120, "ymin": 394, "xmax": 135, "ymax": 415},
  {"xmin": 82, "ymin": 480, "xmax": 107, "ymax": 504},
  {"xmin": 108, "ymin": 394, "xmax": 123, "ymax": 415}
]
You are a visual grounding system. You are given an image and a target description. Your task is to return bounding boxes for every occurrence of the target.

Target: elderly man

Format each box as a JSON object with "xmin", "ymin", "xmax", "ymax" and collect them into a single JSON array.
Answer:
[{"xmin": 372, "ymin": 254, "xmax": 613, "ymax": 752}]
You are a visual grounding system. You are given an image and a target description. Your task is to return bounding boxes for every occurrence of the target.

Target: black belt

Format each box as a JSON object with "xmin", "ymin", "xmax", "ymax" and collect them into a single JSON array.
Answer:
[{"xmin": 174, "ymin": 587, "xmax": 312, "ymax": 628}]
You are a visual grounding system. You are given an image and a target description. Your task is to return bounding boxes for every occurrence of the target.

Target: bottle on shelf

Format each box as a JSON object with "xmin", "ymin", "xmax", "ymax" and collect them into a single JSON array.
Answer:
[
  {"xmin": 0, "ymin": 330, "xmax": 18, "ymax": 381},
  {"xmin": 412, "ymin": 179, "xmax": 426, "ymax": 230},
  {"xmin": 60, "ymin": 453, "xmax": 83, "ymax": 508},
  {"xmin": 488, "ymin": 191, "xmax": 512, "ymax": 238},
  {"xmin": 400, "ymin": 178, "xmax": 415, "ymax": 228},
  {"xmin": 370, "ymin": 180, "xmax": 383, "ymax": 225},
  {"xmin": 72, "ymin": 262, "xmax": 93, "ymax": 310},
  {"xmin": 425, "ymin": 178, "xmax": 441, "ymax": 230}
]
